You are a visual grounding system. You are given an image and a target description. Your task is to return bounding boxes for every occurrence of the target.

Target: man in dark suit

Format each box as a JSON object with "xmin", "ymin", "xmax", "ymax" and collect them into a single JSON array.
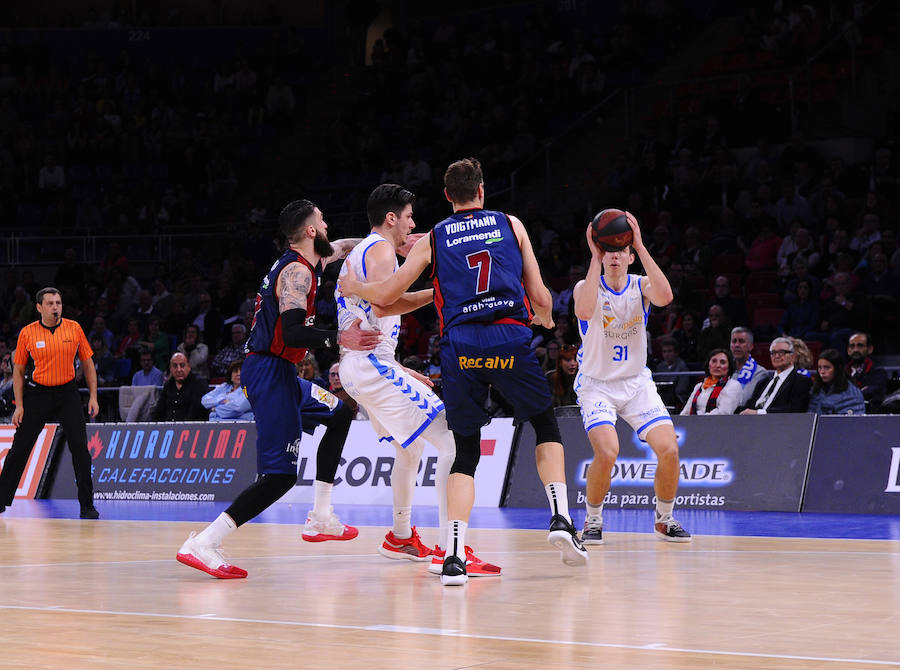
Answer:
[{"xmin": 738, "ymin": 337, "xmax": 811, "ymax": 414}]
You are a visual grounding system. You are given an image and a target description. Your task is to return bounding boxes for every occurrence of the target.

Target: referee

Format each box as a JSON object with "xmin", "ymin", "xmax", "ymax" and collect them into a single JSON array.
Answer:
[{"xmin": 0, "ymin": 287, "xmax": 100, "ymax": 518}]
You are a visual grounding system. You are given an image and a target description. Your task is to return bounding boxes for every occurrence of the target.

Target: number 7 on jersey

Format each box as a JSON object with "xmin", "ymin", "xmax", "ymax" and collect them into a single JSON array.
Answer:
[{"xmin": 466, "ymin": 250, "xmax": 492, "ymax": 294}]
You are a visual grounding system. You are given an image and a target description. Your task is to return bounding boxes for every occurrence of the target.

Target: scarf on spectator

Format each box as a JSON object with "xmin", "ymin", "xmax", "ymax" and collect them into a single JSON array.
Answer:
[
  {"xmin": 689, "ymin": 375, "xmax": 730, "ymax": 415},
  {"xmin": 735, "ymin": 356, "xmax": 758, "ymax": 385},
  {"xmin": 847, "ymin": 357, "xmax": 873, "ymax": 388}
]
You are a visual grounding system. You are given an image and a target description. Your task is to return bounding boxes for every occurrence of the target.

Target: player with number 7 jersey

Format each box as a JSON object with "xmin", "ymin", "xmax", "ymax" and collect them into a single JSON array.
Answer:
[
  {"xmin": 338, "ymin": 159, "xmax": 588, "ymax": 586},
  {"xmin": 573, "ymin": 210, "xmax": 691, "ymax": 546}
]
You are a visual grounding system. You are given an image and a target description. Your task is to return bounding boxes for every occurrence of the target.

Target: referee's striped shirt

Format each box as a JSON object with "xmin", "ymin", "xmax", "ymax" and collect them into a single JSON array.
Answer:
[{"xmin": 13, "ymin": 319, "xmax": 93, "ymax": 386}]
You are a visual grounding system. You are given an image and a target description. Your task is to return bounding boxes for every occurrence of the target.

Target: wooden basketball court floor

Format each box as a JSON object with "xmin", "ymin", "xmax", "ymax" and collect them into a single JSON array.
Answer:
[{"xmin": 1, "ymin": 501, "xmax": 899, "ymax": 669}]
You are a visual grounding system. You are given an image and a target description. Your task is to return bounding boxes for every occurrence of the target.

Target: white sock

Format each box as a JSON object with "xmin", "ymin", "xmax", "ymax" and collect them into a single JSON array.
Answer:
[
  {"xmin": 390, "ymin": 439, "xmax": 423, "ymax": 539},
  {"xmin": 423, "ymin": 417, "xmax": 454, "ymax": 547},
  {"xmin": 312, "ymin": 480, "xmax": 333, "ymax": 518},
  {"xmin": 586, "ymin": 500, "xmax": 603, "ymax": 524},
  {"xmin": 445, "ymin": 520, "xmax": 467, "ymax": 561},
  {"xmin": 195, "ymin": 512, "xmax": 236, "ymax": 546},
  {"xmin": 393, "ymin": 507, "xmax": 412, "ymax": 539},
  {"xmin": 656, "ymin": 497, "xmax": 674, "ymax": 520},
  {"xmin": 545, "ymin": 482, "xmax": 571, "ymax": 523}
]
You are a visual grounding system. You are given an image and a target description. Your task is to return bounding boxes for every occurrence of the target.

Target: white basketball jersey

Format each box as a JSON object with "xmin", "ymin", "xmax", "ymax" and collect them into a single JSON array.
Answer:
[
  {"xmin": 336, "ymin": 232, "xmax": 400, "ymax": 360},
  {"xmin": 578, "ymin": 273, "xmax": 649, "ymax": 381}
]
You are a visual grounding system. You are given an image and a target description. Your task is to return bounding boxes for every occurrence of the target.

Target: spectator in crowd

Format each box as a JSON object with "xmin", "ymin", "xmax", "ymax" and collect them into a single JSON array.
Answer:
[
  {"xmin": 777, "ymin": 224, "xmax": 820, "ymax": 276},
  {"xmin": 328, "ymin": 361, "xmax": 360, "ymax": 416},
  {"xmin": 779, "ymin": 279, "xmax": 820, "ymax": 339},
  {"xmin": 541, "ymin": 339, "xmax": 562, "ymax": 373},
  {"xmin": 191, "ymin": 292, "xmax": 224, "ymax": 354},
  {"xmin": 9, "ymin": 287, "xmax": 35, "ymax": 330},
  {"xmin": 739, "ymin": 337, "xmax": 811, "ymax": 414},
  {"xmin": 707, "ymin": 275, "xmax": 747, "ymax": 328},
  {"xmin": 743, "ymin": 219, "xmax": 782, "ymax": 272},
  {"xmin": 813, "ymin": 272, "xmax": 867, "ymax": 350},
  {"xmin": 81, "ymin": 334, "xmax": 117, "ymax": 386},
  {"xmin": 672, "ymin": 311, "xmax": 701, "ymax": 365},
  {"xmin": 783, "ymin": 256, "xmax": 821, "ymax": 304},
  {"xmin": 0, "ymin": 351, "xmax": 13, "ymax": 422},
  {"xmin": 87, "ymin": 315, "xmax": 115, "ymax": 352},
  {"xmin": 139, "ymin": 316, "xmax": 171, "ymax": 372},
  {"xmin": 849, "ymin": 213, "xmax": 881, "ymax": 256},
  {"xmin": 115, "ymin": 317, "xmax": 143, "ymax": 372},
  {"xmin": 547, "ymin": 344, "xmax": 579, "ymax": 407},
  {"xmin": 809, "ymin": 348, "xmax": 865, "ymax": 415},
  {"xmin": 654, "ymin": 338, "xmax": 692, "ymax": 409},
  {"xmin": 202, "ymin": 360, "xmax": 253, "ymax": 422},
  {"xmin": 698, "ymin": 305, "xmax": 730, "ymax": 362},
  {"xmin": 681, "ymin": 349, "xmax": 742, "ymax": 415},
  {"xmin": 298, "ymin": 353, "xmax": 328, "ymax": 389},
  {"xmin": 846, "ymin": 332, "xmax": 888, "ymax": 411},
  {"xmin": 730, "ymin": 326, "xmax": 772, "ymax": 408},
  {"xmin": 153, "ymin": 352, "xmax": 209, "ymax": 422},
  {"xmin": 423, "ymin": 334, "xmax": 442, "ymax": 382},
  {"xmin": 789, "ymin": 338, "xmax": 814, "ymax": 376},
  {"xmin": 132, "ymin": 349, "xmax": 165, "ymax": 387},
  {"xmin": 177, "ymin": 324, "xmax": 210, "ymax": 380},
  {"xmin": 552, "ymin": 265, "xmax": 584, "ymax": 318},
  {"xmin": 210, "ymin": 323, "xmax": 247, "ymax": 378},
  {"xmin": 774, "ymin": 180, "xmax": 811, "ymax": 231}
]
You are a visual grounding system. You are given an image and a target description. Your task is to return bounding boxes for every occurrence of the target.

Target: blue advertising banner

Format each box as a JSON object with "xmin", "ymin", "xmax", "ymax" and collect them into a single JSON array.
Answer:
[
  {"xmin": 48, "ymin": 422, "xmax": 259, "ymax": 502},
  {"xmin": 504, "ymin": 411, "xmax": 816, "ymax": 512},
  {"xmin": 803, "ymin": 416, "xmax": 900, "ymax": 515}
]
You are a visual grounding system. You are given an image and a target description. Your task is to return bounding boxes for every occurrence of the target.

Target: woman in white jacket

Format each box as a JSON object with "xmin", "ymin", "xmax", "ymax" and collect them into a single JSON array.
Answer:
[
  {"xmin": 680, "ymin": 348, "xmax": 742, "ymax": 415},
  {"xmin": 202, "ymin": 359, "xmax": 253, "ymax": 421}
]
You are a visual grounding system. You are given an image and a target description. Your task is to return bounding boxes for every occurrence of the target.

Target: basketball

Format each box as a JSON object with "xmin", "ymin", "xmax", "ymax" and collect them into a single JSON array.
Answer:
[{"xmin": 590, "ymin": 209, "xmax": 633, "ymax": 251}]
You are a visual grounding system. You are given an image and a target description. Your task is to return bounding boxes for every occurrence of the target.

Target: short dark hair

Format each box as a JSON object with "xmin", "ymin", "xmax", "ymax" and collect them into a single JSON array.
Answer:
[
  {"xmin": 36, "ymin": 287, "xmax": 61, "ymax": 304},
  {"xmin": 660, "ymin": 338, "xmax": 679, "ymax": 352},
  {"xmin": 367, "ymin": 183, "xmax": 415, "ymax": 228},
  {"xmin": 704, "ymin": 348, "xmax": 735, "ymax": 377},
  {"xmin": 444, "ymin": 157, "xmax": 483, "ymax": 203},
  {"xmin": 278, "ymin": 199, "xmax": 317, "ymax": 246}
]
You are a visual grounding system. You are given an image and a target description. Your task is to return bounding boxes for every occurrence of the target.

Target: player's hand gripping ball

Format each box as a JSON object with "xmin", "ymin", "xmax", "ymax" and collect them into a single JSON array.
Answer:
[{"xmin": 590, "ymin": 209, "xmax": 633, "ymax": 251}]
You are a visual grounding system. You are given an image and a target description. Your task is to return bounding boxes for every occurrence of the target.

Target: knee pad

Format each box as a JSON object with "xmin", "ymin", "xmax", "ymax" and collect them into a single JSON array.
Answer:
[
  {"xmin": 529, "ymin": 406, "xmax": 561, "ymax": 445},
  {"xmin": 450, "ymin": 432, "xmax": 480, "ymax": 476}
]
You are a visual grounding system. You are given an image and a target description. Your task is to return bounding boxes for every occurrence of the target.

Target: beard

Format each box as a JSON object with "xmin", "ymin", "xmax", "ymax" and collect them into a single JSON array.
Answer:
[{"xmin": 313, "ymin": 230, "xmax": 334, "ymax": 258}]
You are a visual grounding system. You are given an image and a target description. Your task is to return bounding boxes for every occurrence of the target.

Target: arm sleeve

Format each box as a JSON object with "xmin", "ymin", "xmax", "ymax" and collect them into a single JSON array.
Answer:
[{"xmin": 281, "ymin": 308, "xmax": 339, "ymax": 350}]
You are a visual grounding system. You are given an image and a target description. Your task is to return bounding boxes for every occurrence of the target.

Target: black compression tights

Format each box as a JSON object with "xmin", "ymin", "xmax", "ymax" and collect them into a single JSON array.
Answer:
[
  {"xmin": 315, "ymin": 402, "xmax": 354, "ymax": 484},
  {"xmin": 225, "ymin": 473, "xmax": 296, "ymax": 527}
]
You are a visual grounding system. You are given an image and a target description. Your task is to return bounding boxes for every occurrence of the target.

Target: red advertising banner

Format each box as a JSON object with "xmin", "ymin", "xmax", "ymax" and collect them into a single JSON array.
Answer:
[{"xmin": 0, "ymin": 424, "xmax": 59, "ymax": 499}]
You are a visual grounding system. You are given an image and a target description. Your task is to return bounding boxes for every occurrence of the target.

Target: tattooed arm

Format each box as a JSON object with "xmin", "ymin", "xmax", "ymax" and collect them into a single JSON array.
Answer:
[
  {"xmin": 277, "ymin": 262, "xmax": 313, "ymax": 314},
  {"xmin": 321, "ymin": 238, "xmax": 363, "ymax": 266},
  {"xmin": 276, "ymin": 261, "xmax": 380, "ymax": 351}
]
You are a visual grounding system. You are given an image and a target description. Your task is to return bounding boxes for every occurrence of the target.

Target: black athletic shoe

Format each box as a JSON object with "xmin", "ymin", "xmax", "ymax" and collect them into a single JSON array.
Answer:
[
  {"xmin": 654, "ymin": 515, "xmax": 691, "ymax": 543},
  {"xmin": 79, "ymin": 505, "xmax": 100, "ymax": 520},
  {"xmin": 0, "ymin": 505, "xmax": 6, "ymax": 514},
  {"xmin": 440, "ymin": 554, "xmax": 468, "ymax": 586},
  {"xmin": 548, "ymin": 514, "xmax": 589, "ymax": 567},
  {"xmin": 581, "ymin": 515, "xmax": 604, "ymax": 545}
]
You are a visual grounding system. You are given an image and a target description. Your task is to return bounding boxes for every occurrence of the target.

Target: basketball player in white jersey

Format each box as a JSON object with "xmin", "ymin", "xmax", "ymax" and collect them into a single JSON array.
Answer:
[
  {"xmin": 336, "ymin": 183, "xmax": 500, "ymax": 576},
  {"xmin": 573, "ymin": 212, "xmax": 691, "ymax": 544}
]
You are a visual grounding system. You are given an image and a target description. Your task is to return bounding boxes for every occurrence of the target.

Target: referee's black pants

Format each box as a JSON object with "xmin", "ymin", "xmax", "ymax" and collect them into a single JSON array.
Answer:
[{"xmin": 0, "ymin": 381, "xmax": 94, "ymax": 508}]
